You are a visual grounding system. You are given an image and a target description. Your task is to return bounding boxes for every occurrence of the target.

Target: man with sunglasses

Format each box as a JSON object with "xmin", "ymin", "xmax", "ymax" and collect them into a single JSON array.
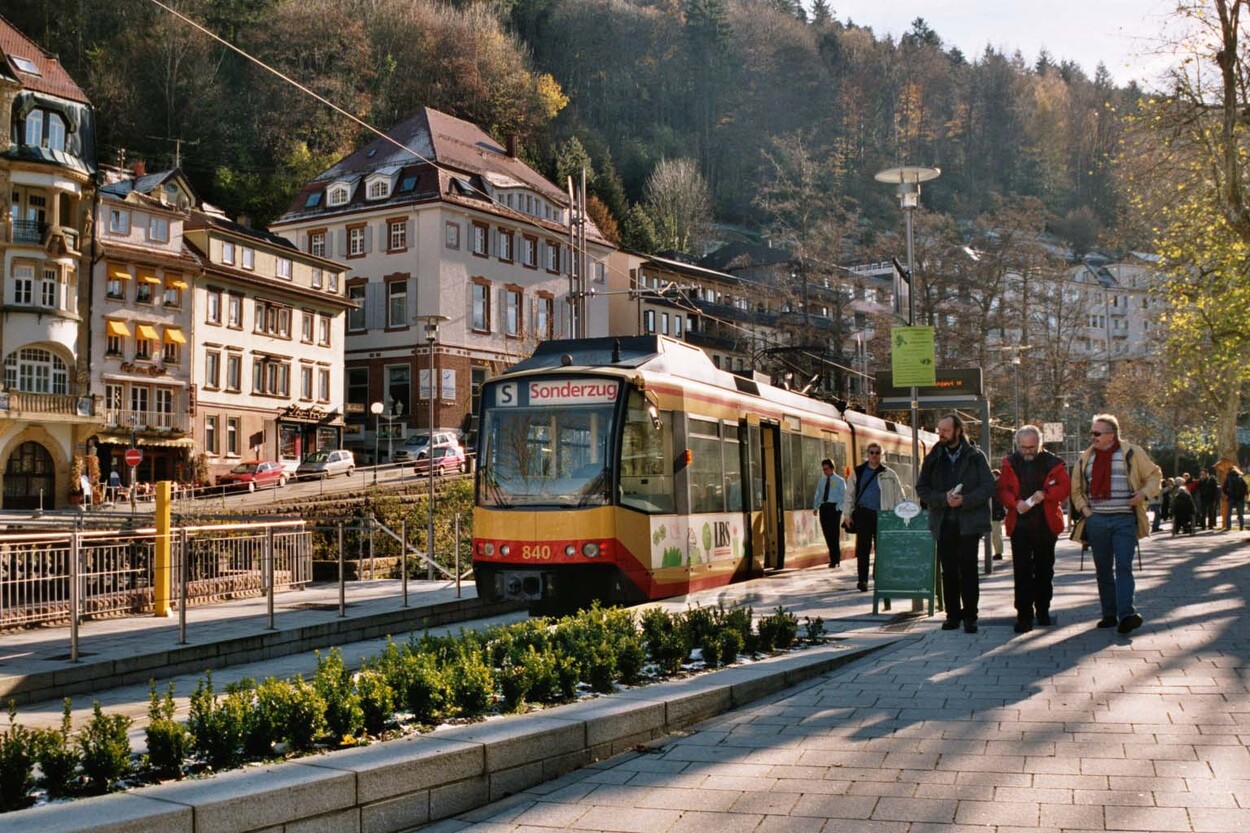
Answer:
[
  {"xmin": 1070, "ymin": 414, "xmax": 1162, "ymax": 635},
  {"xmin": 842, "ymin": 443, "xmax": 906, "ymax": 592}
]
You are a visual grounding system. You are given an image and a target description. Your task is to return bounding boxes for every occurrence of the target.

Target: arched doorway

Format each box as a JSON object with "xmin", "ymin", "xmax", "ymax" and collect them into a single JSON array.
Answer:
[{"xmin": 3, "ymin": 441, "xmax": 56, "ymax": 510}]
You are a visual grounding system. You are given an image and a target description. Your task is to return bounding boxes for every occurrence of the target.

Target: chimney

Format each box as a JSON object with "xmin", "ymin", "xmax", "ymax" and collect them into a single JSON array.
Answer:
[
  {"xmin": 506, "ymin": 134, "xmax": 518, "ymax": 158},
  {"xmin": 132, "ymin": 160, "xmax": 147, "ymax": 177}
]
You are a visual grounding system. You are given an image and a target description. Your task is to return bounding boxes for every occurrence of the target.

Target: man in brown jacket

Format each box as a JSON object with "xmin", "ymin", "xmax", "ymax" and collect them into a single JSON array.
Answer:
[{"xmin": 1070, "ymin": 414, "xmax": 1162, "ymax": 635}]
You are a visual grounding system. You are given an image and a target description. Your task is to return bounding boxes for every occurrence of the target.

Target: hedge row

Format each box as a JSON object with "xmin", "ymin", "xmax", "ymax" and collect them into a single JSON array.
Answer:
[{"xmin": 0, "ymin": 604, "xmax": 824, "ymax": 812}]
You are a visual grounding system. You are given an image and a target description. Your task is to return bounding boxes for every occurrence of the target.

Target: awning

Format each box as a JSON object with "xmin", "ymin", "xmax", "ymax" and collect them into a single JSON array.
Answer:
[
  {"xmin": 138, "ymin": 436, "xmax": 196, "ymax": 448},
  {"xmin": 163, "ymin": 327, "xmax": 186, "ymax": 344},
  {"xmin": 105, "ymin": 320, "xmax": 131, "ymax": 337},
  {"xmin": 108, "ymin": 264, "xmax": 131, "ymax": 281},
  {"xmin": 138, "ymin": 270, "xmax": 161, "ymax": 285},
  {"xmin": 165, "ymin": 277, "xmax": 188, "ymax": 290},
  {"xmin": 136, "ymin": 324, "xmax": 159, "ymax": 340}
]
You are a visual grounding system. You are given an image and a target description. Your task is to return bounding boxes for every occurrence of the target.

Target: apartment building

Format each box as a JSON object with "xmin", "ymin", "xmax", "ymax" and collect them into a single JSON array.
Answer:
[
  {"xmin": 0, "ymin": 20, "xmax": 97, "ymax": 509},
  {"xmin": 271, "ymin": 107, "xmax": 614, "ymax": 457}
]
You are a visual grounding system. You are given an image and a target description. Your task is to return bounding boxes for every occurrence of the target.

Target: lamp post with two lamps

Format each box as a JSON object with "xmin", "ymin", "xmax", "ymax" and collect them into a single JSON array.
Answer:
[
  {"xmin": 874, "ymin": 165, "xmax": 941, "ymax": 476},
  {"xmin": 417, "ymin": 314, "xmax": 450, "ymax": 580}
]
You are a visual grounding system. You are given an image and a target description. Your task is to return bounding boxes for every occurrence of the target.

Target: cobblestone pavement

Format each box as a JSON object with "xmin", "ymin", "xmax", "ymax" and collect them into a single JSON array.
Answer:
[{"xmin": 424, "ymin": 528, "xmax": 1250, "ymax": 833}]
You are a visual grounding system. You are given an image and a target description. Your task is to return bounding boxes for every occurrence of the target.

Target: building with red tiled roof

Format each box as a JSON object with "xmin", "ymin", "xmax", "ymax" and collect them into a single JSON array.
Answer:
[
  {"xmin": 0, "ymin": 15, "xmax": 98, "ymax": 509},
  {"xmin": 271, "ymin": 107, "xmax": 616, "ymax": 456}
]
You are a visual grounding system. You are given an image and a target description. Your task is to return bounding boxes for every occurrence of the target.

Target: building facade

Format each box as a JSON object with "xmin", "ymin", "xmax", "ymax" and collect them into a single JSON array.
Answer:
[
  {"xmin": 0, "ymin": 22, "xmax": 97, "ymax": 509},
  {"xmin": 271, "ymin": 108, "xmax": 614, "ymax": 459}
]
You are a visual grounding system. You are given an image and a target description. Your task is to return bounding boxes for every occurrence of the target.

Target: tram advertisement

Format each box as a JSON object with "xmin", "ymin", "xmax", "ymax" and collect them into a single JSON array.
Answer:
[{"xmin": 649, "ymin": 513, "xmax": 744, "ymax": 569}]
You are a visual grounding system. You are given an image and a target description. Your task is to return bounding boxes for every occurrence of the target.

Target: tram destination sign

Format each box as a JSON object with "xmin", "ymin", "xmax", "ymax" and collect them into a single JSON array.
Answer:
[
  {"xmin": 875, "ymin": 368, "xmax": 983, "ymax": 401},
  {"xmin": 495, "ymin": 378, "xmax": 619, "ymax": 407}
]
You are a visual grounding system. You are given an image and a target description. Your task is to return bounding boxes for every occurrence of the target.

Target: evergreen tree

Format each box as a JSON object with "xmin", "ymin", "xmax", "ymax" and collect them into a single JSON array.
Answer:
[{"xmin": 810, "ymin": 0, "xmax": 833, "ymax": 26}]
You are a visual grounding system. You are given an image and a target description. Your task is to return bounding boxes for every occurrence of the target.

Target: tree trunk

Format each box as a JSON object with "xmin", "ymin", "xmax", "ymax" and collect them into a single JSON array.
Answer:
[{"xmin": 1218, "ymin": 385, "xmax": 1240, "ymax": 465}]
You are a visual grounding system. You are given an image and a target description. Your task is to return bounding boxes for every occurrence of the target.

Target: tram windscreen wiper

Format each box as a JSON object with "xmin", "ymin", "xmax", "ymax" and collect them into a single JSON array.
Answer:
[{"xmin": 578, "ymin": 469, "xmax": 610, "ymax": 507}]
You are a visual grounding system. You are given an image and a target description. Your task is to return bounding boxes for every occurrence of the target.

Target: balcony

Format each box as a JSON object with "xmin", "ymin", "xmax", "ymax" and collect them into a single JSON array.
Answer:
[
  {"xmin": 11, "ymin": 220, "xmax": 46, "ymax": 245},
  {"xmin": 104, "ymin": 408, "xmax": 191, "ymax": 435},
  {"xmin": 0, "ymin": 390, "xmax": 94, "ymax": 418}
]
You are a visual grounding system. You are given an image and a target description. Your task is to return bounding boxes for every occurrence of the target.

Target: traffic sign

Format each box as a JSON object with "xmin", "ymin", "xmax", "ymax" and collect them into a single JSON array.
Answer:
[{"xmin": 125, "ymin": 448, "xmax": 143, "ymax": 467}]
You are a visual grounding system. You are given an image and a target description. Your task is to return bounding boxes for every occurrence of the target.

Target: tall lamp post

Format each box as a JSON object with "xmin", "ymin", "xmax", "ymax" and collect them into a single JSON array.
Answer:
[
  {"xmin": 369, "ymin": 401, "xmax": 384, "ymax": 485},
  {"xmin": 417, "ymin": 314, "xmax": 450, "ymax": 579},
  {"xmin": 875, "ymin": 165, "xmax": 941, "ymax": 478}
]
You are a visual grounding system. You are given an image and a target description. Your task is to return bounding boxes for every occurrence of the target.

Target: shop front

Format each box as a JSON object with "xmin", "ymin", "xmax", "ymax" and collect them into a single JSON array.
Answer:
[
  {"xmin": 92, "ymin": 433, "xmax": 196, "ymax": 487},
  {"xmin": 276, "ymin": 406, "xmax": 343, "ymax": 471}
]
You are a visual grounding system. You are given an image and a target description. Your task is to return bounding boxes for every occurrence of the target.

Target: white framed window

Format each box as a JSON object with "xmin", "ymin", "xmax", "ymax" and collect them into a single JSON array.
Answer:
[
  {"xmin": 24, "ymin": 110, "xmax": 43, "ymax": 146},
  {"xmin": 222, "ymin": 241, "xmax": 235, "ymax": 264},
  {"xmin": 349, "ymin": 226, "xmax": 365, "ymax": 256},
  {"xmin": 227, "ymin": 417, "xmax": 239, "ymax": 455},
  {"xmin": 347, "ymin": 284, "xmax": 366, "ymax": 331},
  {"xmin": 521, "ymin": 236, "xmax": 537, "ymax": 267},
  {"xmin": 318, "ymin": 368, "xmax": 330, "ymax": 402},
  {"xmin": 302, "ymin": 311, "xmax": 314, "ymax": 342},
  {"xmin": 108, "ymin": 208, "xmax": 130, "ymax": 235},
  {"xmin": 300, "ymin": 365, "xmax": 314, "ymax": 400},
  {"xmin": 40, "ymin": 267, "xmax": 57, "ymax": 308},
  {"xmin": 228, "ymin": 294, "xmax": 242, "ymax": 328},
  {"xmin": 148, "ymin": 216, "xmax": 169, "ymax": 243},
  {"xmin": 130, "ymin": 385, "xmax": 149, "ymax": 416},
  {"xmin": 163, "ymin": 338, "xmax": 180, "ymax": 364},
  {"xmin": 472, "ymin": 223, "xmax": 488, "ymax": 256},
  {"xmin": 106, "ymin": 384, "xmax": 123, "ymax": 412},
  {"xmin": 387, "ymin": 280, "xmax": 407, "ymax": 328},
  {"xmin": 206, "ymin": 350, "xmax": 221, "ymax": 388},
  {"xmin": 328, "ymin": 272, "xmax": 339, "ymax": 292},
  {"xmin": 644, "ymin": 310, "xmax": 655, "ymax": 333},
  {"xmin": 368, "ymin": 179, "xmax": 390, "ymax": 200},
  {"xmin": 471, "ymin": 282, "xmax": 490, "ymax": 331},
  {"xmin": 241, "ymin": 247, "xmax": 254, "ymax": 270},
  {"xmin": 536, "ymin": 295, "xmax": 553, "ymax": 340},
  {"xmin": 206, "ymin": 289, "xmax": 222, "ymax": 324},
  {"xmin": 4, "ymin": 347, "xmax": 68, "ymax": 394},
  {"xmin": 310, "ymin": 231, "xmax": 326, "ymax": 258},
  {"xmin": 498, "ymin": 230, "xmax": 513, "ymax": 261},
  {"xmin": 106, "ymin": 332, "xmax": 123, "ymax": 356},
  {"xmin": 12, "ymin": 265, "xmax": 33, "ymax": 305},
  {"xmin": 47, "ymin": 113, "xmax": 66, "ymax": 152},
  {"xmin": 328, "ymin": 186, "xmax": 349, "ymax": 206},
  {"xmin": 318, "ymin": 315, "xmax": 331, "ymax": 346},
  {"xmin": 154, "ymin": 388, "xmax": 174, "ymax": 428},
  {"xmin": 226, "ymin": 353, "xmax": 242, "ymax": 391},
  {"xmin": 445, "ymin": 222, "xmax": 460, "ymax": 249},
  {"xmin": 388, "ymin": 219, "xmax": 406, "ymax": 251},
  {"xmin": 277, "ymin": 257, "xmax": 292, "ymax": 279},
  {"xmin": 205, "ymin": 415, "xmax": 219, "ymax": 454},
  {"xmin": 505, "ymin": 288, "xmax": 522, "ymax": 337},
  {"xmin": 311, "ymin": 268, "xmax": 323, "ymax": 288},
  {"xmin": 545, "ymin": 242, "xmax": 560, "ymax": 272}
]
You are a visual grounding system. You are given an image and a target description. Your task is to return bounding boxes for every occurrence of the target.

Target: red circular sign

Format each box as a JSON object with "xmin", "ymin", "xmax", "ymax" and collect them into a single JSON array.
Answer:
[{"xmin": 125, "ymin": 448, "xmax": 143, "ymax": 467}]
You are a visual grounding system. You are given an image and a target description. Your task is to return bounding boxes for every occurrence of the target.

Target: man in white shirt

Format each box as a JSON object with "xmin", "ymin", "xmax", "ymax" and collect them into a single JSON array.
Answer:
[{"xmin": 812, "ymin": 458, "xmax": 846, "ymax": 567}]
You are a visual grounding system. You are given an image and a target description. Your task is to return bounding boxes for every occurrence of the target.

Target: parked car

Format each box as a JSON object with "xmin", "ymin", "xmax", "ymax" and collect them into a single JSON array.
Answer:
[
  {"xmin": 413, "ymin": 444, "xmax": 467, "ymax": 475},
  {"xmin": 296, "ymin": 449, "xmax": 355, "ymax": 480},
  {"xmin": 390, "ymin": 431, "xmax": 461, "ymax": 463},
  {"xmin": 216, "ymin": 461, "xmax": 287, "ymax": 492}
]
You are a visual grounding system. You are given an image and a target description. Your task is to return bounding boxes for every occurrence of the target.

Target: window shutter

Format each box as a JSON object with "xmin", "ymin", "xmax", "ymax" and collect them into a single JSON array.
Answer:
[
  {"xmin": 364, "ymin": 225, "xmax": 373, "ymax": 254},
  {"xmin": 337, "ymin": 229, "xmax": 347, "ymax": 257},
  {"xmin": 406, "ymin": 219, "xmax": 414, "ymax": 248},
  {"xmin": 364, "ymin": 282, "xmax": 384, "ymax": 329}
]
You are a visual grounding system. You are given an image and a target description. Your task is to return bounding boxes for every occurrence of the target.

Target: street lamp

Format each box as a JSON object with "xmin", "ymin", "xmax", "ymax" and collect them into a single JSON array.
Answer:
[
  {"xmin": 370, "ymin": 401, "xmax": 384, "ymax": 485},
  {"xmin": 991, "ymin": 344, "xmax": 1033, "ymax": 428},
  {"xmin": 417, "ymin": 314, "xmax": 450, "ymax": 580},
  {"xmin": 875, "ymin": 165, "xmax": 941, "ymax": 477}
]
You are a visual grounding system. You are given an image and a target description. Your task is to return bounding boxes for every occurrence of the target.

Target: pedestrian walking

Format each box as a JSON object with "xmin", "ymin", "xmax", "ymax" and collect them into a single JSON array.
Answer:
[
  {"xmin": 996, "ymin": 426, "xmax": 1071, "ymax": 633},
  {"xmin": 1223, "ymin": 466, "xmax": 1246, "ymax": 531},
  {"xmin": 811, "ymin": 457, "xmax": 846, "ymax": 567},
  {"xmin": 1197, "ymin": 469, "xmax": 1221, "ymax": 530},
  {"xmin": 1171, "ymin": 477, "xmax": 1196, "ymax": 535},
  {"xmin": 841, "ymin": 442, "xmax": 907, "ymax": 592},
  {"xmin": 990, "ymin": 470, "xmax": 1006, "ymax": 560},
  {"xmin": 1070, "ymin": 414, "xmax": 1162, "ymax": 635},
  {"xmin": 916, "ymin": 414, "xmax": 994, "ymax": 634},
  {"xmin": 1159, "ymin": 478, "xmax": 1173, "ymax": 527}
]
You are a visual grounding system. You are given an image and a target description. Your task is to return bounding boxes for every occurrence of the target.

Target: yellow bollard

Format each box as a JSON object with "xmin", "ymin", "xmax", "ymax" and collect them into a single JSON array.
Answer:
[{"xmin": 154, "ymin": 480, "xmax": 172, "ymax": 617}]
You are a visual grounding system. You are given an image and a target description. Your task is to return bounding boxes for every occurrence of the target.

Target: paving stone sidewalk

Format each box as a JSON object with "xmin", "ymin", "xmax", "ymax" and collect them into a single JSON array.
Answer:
[{"xmin": 426, "ymin": 529, "xmax": 1250, "ymax": 833}]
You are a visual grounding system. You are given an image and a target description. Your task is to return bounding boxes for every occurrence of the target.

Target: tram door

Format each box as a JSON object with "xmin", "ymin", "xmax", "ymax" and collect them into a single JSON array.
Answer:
[{"xmin": 757, "ymin": 422, "xmax": 784, "ymax": 569}]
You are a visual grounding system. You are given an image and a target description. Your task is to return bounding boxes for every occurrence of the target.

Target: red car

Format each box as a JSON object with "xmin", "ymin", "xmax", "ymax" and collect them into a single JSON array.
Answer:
[
  {"xmin": 217, "ymin": 460, "xmax": 288, "ymax": 492},
  {"xmin": 413, "ymin": 445, "xmax": 467, "ymax": 475}
]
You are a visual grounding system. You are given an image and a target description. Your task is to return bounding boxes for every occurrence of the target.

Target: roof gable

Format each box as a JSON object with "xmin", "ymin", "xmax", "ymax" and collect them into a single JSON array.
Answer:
[{"xmin": 0, "ymin": 16, "xmax": 90, "ymax": 104}]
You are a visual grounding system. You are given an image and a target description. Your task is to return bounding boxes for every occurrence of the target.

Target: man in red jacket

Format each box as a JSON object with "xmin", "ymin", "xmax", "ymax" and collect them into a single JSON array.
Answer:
[{"xmin": 997, "ymin": 425, "xmax": 1071, "ymax": 633}]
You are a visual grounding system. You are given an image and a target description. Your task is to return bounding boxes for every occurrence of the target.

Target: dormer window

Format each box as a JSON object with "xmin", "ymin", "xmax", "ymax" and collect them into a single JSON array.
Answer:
[
  {"xmin": 367, "ymin": 178, "xmax": 390, "ymax": 200},
  {"xmin": 47, "ymin": 114, "xmax": 65, "ymax": 152},
  {"xmin": 24, "ymin": 110, "xmax": 42, "ymax": 147},
  {"xmin": 328, "ymin": 185, "xmax": 350, "ymax": 206}
]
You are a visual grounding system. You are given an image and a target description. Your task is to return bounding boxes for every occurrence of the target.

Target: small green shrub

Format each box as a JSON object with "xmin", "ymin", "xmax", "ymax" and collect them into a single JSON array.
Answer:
[
  {"xmin": 640, "ymin": 608, "xmax": 692, "ymax": 674},
  {"xmin": 145, "ymin": 683, "xmax": 189, "ymax": 778},
  {"xmin": 78, "ymin": 701, "xmax": 132, "ymax": 794},
  {"xmin": 615, "ymin": 634, "xmax": 646, "ymax": 684},
  {"xmin": 718, "ymin": 629, "xmax": 744, "ymax": 666},
  {"xmin": 756, "ymin": 607, "xmax": 799, "ymax": 652},
  {"xmin": 584, "ymin": 639, "xmax": 618, "ymax": 693},
  {"xmin": 0, "ymin": 703, "xmax": 37, "ymax": 811},
  {"xmin": 498, "ymin": 657, "xmax": 532, "ymax": 712},
  {"xmin": 521, "ymin": 646, "xmax": 562, "ymax": 703},
  {"xmin": 398, "ymin": 652, "xmax": 449, "ymax": 724},
  {"xmin": 35, "ymin": 699, "xmax": 81, "ymax": 798},
  {"xmin": 449, "ymin": 647, "xmax": 494, "ymax": 717},
  {"xmin": 188, "ymin": 672, "xmax": 247, "ymax": 770},
  {"xmin": 356, "ymin": 669, "xmax": 396, "ymax": 735},
  {"xmin": 720, "ymin": 606, "xmax": 756, "ymax": 654},
  {"xmin": 683, "ymin": 605, "xmax": 718, "ymax": 645},
  {"xmin": 251, "ymin": 677, "xmax": 326, "ymax": 754},
  {"xmin": 698, "ymin": 631, "xmax": 722, "ymax": 668},
  {"xmin": 315, "ymin": 650, "xmax": 364, "ymax": 741},
  {"xmin": 804, "ymin": 616, "xmax": 827, "ymax": 642},
  {"xmin": 553, "ymin": 648, "xmax": 581, "ymax": 700}
]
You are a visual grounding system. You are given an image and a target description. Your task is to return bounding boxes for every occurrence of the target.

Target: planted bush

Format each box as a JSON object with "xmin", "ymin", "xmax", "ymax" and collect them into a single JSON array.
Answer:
[
  {"xmin": 315, "ymin": 649, "xmax": 364, "ymax": 742},
  {"xmin": 718, "ymin": 628, "xmax": 744, "ymax": 666},
  {"xmin": 804, "ymin": 616, "xmax": 827, "ymax": 643},
  {"xmin": 448, "ymin": 647, "xmax": 494, "ymax": 717},
  {"xmin": 189, "ymin": 672, "xmax": 247, "ymax": 770},
  {"xmin": 640, "ymin": 608, "xmax": 692, "ymax": 674},
  {"xmin": 756, "ymin": 607, "xmax": 800, "ymax": 652},
  {"xmin": 35, "ymin": 699, "xmax": 81, "ymax": 797},
  {"xmin": 78, "ymin": 701, "xmax": 132, "ymax": 794},
  {"xmin": 0, "ymin": 703, "xmax": 36, "ymax": 811},
  {"xmin": 356, "ymin": 669, "xmax": 395, "ymax": 735},
  {"xmin": 499, "ymin": 657, "xmax": 532, "ymax": 712},
  {"xmin": 146, "ymin": 683, "xmax": 190, "ymax": 778},
  {"xmin": 698, "ymin": 631, "xmax": 723, "ymax": 669}
]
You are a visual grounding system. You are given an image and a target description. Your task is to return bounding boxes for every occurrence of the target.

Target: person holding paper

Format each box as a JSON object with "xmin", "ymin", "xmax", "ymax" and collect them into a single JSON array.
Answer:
[
  {"xmin": 916, "ymin": 414, "xmax": 994, "ymax": 633},
  {"xmin": 997, "ymin": 425, "xmax": 1071, "ymax": 633}
]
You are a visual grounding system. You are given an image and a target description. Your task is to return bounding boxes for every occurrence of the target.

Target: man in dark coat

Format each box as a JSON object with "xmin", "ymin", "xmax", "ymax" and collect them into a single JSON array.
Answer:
[
  {"xmin": 1197, "ymin": 469, "xmax": 1221, "ymax": 531},
  {"xmin": 996, "ymin": 426, "xmax": 1071, "ymax": 633},
  {"xmin": 916, "ymin": 413, "xmax": 994, "ymax": 633},
  {"xmin": 1222, "ymin": 467, "xmax": 1246, "ymax": 531}
]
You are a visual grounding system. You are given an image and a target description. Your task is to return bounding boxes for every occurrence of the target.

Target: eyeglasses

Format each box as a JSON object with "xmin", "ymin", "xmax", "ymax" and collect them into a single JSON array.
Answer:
[
  {"xmin": 868, "ymin": 450, "xmax": 881, "ymax": 456},
  {"xmin": 1090, "ymin": 431, "xmax": 1108, "ymax": 437}
]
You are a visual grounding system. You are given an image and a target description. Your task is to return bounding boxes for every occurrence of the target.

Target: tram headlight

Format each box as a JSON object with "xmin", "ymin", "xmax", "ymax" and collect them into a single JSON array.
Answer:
[
  {"xmin": 565, "ymin": 545, "xmax": 577, "ymax": 557},
  {"xmin": 582, "ymin": 542, "xmax": 600, "ymax": 558},
  {"xmin": 500, "ymin": 544, "xmax": 511, "ymax": 557},
  {"xmin": 482, "ymin": 542, "xmax": 495, "ymax": 556}
]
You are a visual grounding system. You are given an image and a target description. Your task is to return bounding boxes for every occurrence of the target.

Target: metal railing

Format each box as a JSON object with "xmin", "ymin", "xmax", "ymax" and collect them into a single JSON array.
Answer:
[
  {"xmin": 11, "ymin": 219, "xmax": 45, "ymax": 244},
  {"xmin": 0, "ymin": 521, "xmax": 312, "ymax": 630},
  {"xmin": 103, "ymin": 408, "xmax": 191, "ymax": 434}
]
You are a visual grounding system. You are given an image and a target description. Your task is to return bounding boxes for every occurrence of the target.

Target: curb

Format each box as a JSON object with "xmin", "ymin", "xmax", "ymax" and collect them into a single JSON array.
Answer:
[
  {"xmin": 0, "ymin": 596, "xmax": 525, "ymax": 706},
  {"xmin": 1, "ymin": 632, "xmax": 913, "ymax": 833}
]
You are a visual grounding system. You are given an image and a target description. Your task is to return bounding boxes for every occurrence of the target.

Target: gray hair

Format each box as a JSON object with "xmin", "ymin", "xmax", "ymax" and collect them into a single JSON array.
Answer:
[
  {"xmin": 1092, "ymin": 413, "xmax": 1120, "ymax": 438},
  {"xmin": 1015, "ymin": 425, "xmax": 1042, "ymax": 446}
]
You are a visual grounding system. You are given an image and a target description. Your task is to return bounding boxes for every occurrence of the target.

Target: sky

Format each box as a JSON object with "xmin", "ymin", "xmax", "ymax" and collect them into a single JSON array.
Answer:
[{"xmin": 828, "ymin": 0, "xmax": 1183, "ymax": 87}]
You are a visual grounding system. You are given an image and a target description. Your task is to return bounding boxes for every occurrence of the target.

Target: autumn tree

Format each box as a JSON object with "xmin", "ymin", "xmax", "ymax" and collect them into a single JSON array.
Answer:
[{"xmin": 643, "ymin": 158, "xmax": 712, "ymax": 254}]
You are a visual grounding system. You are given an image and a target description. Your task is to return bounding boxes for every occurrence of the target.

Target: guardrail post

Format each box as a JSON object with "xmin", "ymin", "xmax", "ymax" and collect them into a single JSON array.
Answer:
[
  {"xmin": 401, "ymin": 519, "xmax": 408, "ymax": 607},
  {"xmin": 265, "ymin": 525, "xmax": 275, "ymax": 630},
  {"xmin": 69, "ymin": 527, "xmax": 80, "ymax": 662},
  {"xmin": 455, "ymin": 512, "xmax": 461, "ymax": 599},
  {"xmin": 154, "ymin": 481, "xmax": 172, "ymax": 617},
  {"xmin": 178, "ymin": 527, "xmax": 189, "ymax": 644},
  {"xmin": 337, "ymin": 521, "xmax": 346, "ymax": 617},
  {"xmin": 368, "ymin": 513, "xmax": 375, "ymax": 580}
]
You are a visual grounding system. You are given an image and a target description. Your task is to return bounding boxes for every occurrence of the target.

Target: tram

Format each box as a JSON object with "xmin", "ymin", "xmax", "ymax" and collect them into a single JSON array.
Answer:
[{"xmin": 472, "ymin": 335, "xmax": 937, "ymax": 608}]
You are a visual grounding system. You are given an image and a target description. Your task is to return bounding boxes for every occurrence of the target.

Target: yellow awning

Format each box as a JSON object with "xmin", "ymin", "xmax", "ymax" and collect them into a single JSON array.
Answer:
[
  {"xmin": 138, "ymin": 270, "xmax": 161, "ymax": 285},
  {"xmin": 136, "ymin": 324, "xmax": 159, "ymax": 341},
  {"xmin": 163, "ymin": 327, "xmax": 186, "ymax": 344},
  {"xmin": 105, "ymin": 320, "xmax": 131, "ymax": 338},
  {"xmin": 165, "ymin": 278, "xmax": 189, "ymax": 290},
  {"xmin": 108, "ymin": 264, "xmax": 131, "ymax": 281}
]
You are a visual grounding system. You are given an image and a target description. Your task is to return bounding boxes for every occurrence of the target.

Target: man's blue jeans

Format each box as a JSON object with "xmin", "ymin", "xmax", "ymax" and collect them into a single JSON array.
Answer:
[{"xmin": 1086, "ymin": 512, "xmax": 1138, "ymax": 620}]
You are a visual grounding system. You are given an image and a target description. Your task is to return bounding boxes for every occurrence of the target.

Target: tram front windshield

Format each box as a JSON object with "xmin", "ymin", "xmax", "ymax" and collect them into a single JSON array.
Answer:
[{"xmin": 478, "ymin": 400, "xmax": 617, "ymax": 508}]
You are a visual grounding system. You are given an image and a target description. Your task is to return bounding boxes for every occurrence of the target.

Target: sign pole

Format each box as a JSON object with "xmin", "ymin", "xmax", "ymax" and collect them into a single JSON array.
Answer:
[{"xmin": 906, "ymin": 203, "xmax": 919, "ymax": 484}]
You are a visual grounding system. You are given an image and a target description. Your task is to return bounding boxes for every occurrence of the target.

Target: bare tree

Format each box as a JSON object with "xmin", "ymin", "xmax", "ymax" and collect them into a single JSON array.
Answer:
[{"xmin": 643, "ymin": 158, "xmax": 713, "ymax": 254}]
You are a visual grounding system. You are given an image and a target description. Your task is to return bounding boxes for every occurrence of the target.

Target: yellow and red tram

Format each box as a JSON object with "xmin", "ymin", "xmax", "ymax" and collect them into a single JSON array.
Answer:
[{"xmin": 472, "ymin": 336, "xmax": 936, "ymax": 608}]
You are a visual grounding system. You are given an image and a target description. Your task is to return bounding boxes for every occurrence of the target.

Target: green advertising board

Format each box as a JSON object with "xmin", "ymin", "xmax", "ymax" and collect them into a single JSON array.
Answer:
[
  {"xmin": 873, "ymin": 503, "xmax": 937, "ymax": 615},
  {"xmin": 890, "ymin": 326, "xmax": 937, "ymax": 387}
]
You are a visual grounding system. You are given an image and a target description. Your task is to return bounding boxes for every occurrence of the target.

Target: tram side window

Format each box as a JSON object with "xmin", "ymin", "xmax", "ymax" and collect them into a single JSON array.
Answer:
[
  {"xmin": 887, "ymin": 451, "xmax": 915, "ymax": 498},
  {"xmin": 620, "ymin": 393, "xmax": 675, "ymax": 513},
  {"xmin": 781, "ymin": 432, "xmax": 802, "ymax": 510},
  {"xmin": 822, "ymin": 436, "xmax": 847, "ymax": 476},
  {"xmin": 722, "ymin": 423, "xmax": 742, "ymax": 512},
  {"xmin": 688, "ymin": 417, "xmax": 724, "ymax": 513},
  {"xmin": 802, "ymin": 435, "xmax": 823, "ymax": 507}
]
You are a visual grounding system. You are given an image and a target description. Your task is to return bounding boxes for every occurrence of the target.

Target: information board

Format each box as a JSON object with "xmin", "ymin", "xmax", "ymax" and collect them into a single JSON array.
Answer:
[
  {"xmin": 890, "ymin": 326, "xmax": 937, "ymax": 387},
  {"xmin": 873, "ymin": 504, "xmax": 937, "ymax": 615}
]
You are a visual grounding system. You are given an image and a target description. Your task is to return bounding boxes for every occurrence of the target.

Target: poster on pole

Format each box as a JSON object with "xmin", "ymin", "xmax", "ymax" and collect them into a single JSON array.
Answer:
[{"xmin": 890, "ymin": 326, "xmax": 937, "ymax": 387}]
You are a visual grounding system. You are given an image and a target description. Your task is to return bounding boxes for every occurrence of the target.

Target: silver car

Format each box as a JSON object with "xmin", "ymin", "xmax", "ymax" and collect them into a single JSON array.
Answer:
[
  {"xmin": 296, "ymin": 449, "xmax": 355, "ymax": 480},
  {"xmin": 390, "ymin": 431, "xmax": 461, "ymax": 463}
]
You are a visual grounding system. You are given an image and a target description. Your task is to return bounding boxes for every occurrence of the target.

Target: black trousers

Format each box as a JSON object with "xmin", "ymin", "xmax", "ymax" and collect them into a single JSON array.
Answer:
[
  {"xmin": 937, "ymin": 521, "xmax": 981, "ymax": 622},
  {"xmin": 1202, "ymin": 499, "xmax": 1219, "ymax": 530},
  {"xmin": 1010, "ymin": 526, "xmax": 1056, "ymax": 617},
  {"xmin": 853, "ymin": 507, "xmax": 878, "ymax": 585},
  {"xmin": 818, "ymin": 504, "xmax": 842, "ymax": 565}
]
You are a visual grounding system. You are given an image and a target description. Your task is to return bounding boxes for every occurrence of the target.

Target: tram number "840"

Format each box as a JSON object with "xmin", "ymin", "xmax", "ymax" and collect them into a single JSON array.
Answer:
[{"xmin": 520, "ymin": 545, "xmax": 552, "ymax": 560}]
